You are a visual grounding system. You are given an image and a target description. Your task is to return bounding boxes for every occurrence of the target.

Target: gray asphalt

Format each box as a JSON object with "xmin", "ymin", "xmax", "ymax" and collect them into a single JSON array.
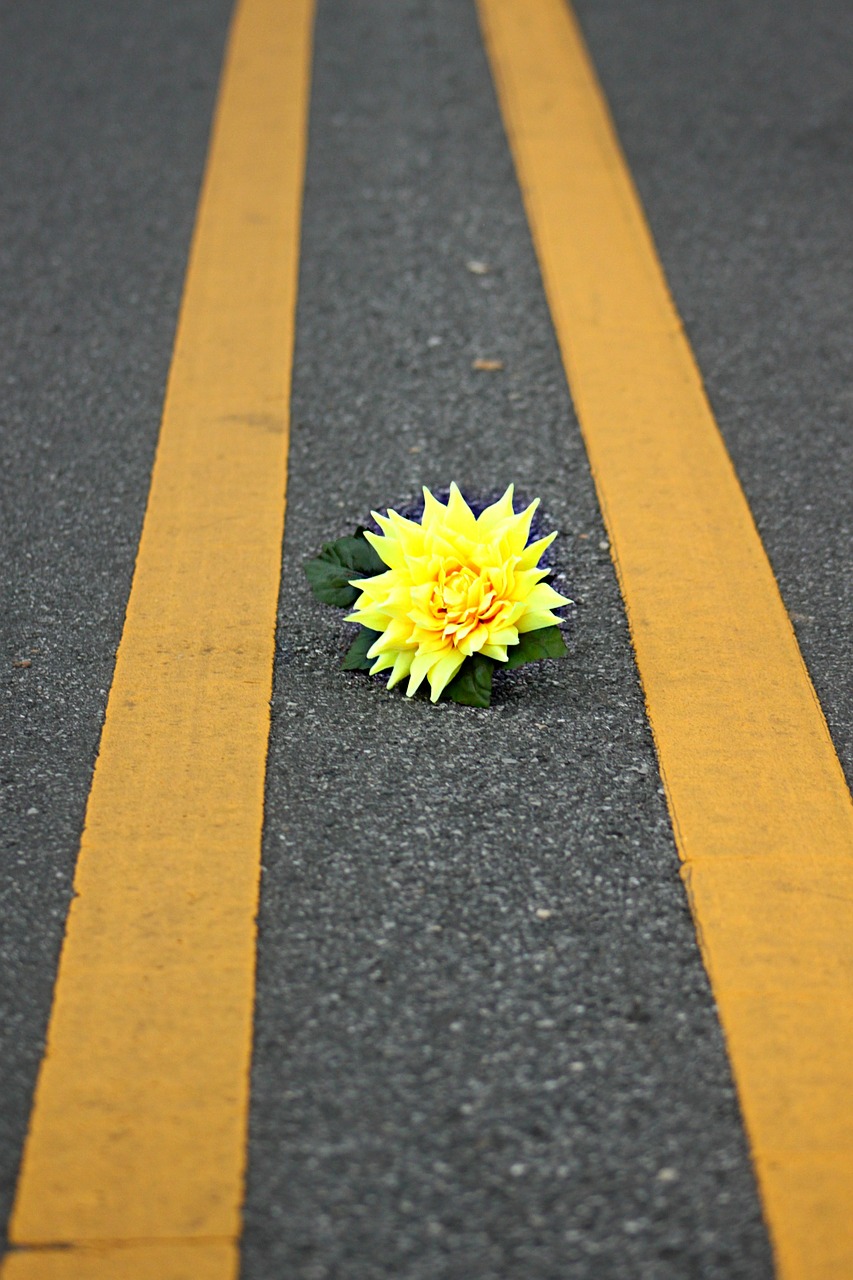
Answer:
[{"xmin": 1, "ymin": 0, "xmax": 850, "ymax": 1277}]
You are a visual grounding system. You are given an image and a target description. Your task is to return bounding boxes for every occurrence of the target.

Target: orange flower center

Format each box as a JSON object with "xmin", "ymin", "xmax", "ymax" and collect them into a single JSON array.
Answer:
[{"xmin": 430, "ymin": 563, "xmax": 504, "ymax": 642}]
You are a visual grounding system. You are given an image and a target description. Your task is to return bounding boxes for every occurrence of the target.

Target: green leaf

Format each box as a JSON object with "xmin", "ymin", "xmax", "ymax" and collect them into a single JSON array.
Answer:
[
  {"xmin": 342, "ymin": 628, "xmax": 381, "ymax": 671},
  {"xmin": 505, "ymin": 625, "xmax": 568, "ymax": 670},
  {"xmin": 304, "ymin": 533, "xmax": 386, "ymax": 607},
  {"xmin": 446, "ymin": 654, "xmax": 494, "ymax": 707}
]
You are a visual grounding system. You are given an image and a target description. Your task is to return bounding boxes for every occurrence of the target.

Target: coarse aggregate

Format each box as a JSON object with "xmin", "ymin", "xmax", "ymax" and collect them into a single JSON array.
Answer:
[{"xmin": 1, "ymin": 0, "xmax": 849, "ymax": 1276}]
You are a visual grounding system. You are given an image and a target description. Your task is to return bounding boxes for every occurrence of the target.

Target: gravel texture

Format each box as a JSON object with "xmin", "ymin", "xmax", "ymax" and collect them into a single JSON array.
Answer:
[{"xmin": 2, "ymin": 0, "xmax": 849, "ymax": 1276}]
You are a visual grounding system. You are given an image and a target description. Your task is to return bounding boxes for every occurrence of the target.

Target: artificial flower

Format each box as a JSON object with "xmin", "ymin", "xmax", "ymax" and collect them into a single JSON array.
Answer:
[{"xmin": 345, "ymin": 483, "xmax": 569, "ymax": 702}]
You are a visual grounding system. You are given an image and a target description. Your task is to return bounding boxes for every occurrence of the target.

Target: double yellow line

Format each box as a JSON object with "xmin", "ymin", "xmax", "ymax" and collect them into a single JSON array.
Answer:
[{"xmin": 4, "ymin": 1, "xmax": 852, "ymax": 1277}]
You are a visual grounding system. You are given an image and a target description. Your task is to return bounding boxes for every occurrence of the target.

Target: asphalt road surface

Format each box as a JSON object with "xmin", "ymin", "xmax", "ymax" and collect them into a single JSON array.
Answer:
[{"xmin": 1, "ymin": 0, "xmax": 850, "ymax": 1276}]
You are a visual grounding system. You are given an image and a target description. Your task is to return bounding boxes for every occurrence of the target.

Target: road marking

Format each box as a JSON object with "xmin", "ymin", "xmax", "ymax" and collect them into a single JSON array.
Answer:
[
  {"xmin": 2, "ymin": 1243, "xmax": 233, "ymax": 1280},
  {"xmin": 477, "ymin": 2, "xmax": 853, "ymax": 1276},
  {"xmin": 3, "ymin": 0, "xmax": 315, "ymax": 1275}
]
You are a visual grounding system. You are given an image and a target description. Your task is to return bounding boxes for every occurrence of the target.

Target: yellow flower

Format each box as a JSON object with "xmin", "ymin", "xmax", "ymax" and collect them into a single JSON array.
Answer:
[{"xmin": 345, "ymin": 483, "xmax": 570, "ymax": 702}]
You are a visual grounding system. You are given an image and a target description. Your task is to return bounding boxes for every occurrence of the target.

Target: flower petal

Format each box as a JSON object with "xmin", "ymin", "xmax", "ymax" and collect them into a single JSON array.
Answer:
[
  {"xmin": 476, "ymin": 484, "xmax": 515, "ymax": 531},
  {"xmin": 426, "ymin": 650, "xmax": 466, "ymax": 701}
]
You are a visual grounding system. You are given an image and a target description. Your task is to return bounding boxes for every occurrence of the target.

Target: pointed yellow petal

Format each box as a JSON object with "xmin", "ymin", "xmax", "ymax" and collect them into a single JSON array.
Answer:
[
  {"xmin": 517, "ymin": 609, "xmax": 563, "ymax": 633},
  {"xmin": 386, "ymin": 649, "xmax": 415, "ymax": 689},
  {"xmin": 421, "ymin": 487, "xmax": 447, "ymax": 529},
  {"xmin": 369, "ymin": 651, "xmax": 397, "ymax": 675},
  {"xmin": 476, "ymin": 484, "xmax": 515, "ymax": 531},
  {"xmin": 364, "ymin": 529, "xmax": 406, "ymax": 569},
  {"xmin": 427, "ymin": 650, "xmax": 466, "ymax": 701},
  {"xmin": 446, "ymin": 483, "xmax": 478, "ymax": 538},
  {"xmin": 486, "ymin": 626, "xmax": 519, "ymax": 648},
  {"xmin": 505, "ymin": 498, "xmax": 539, "ymax": 555},
  {"xmin": 405, "ymin": 649, "xmax": 437, "ymax": 698},
  {"xmin": 344, "ymin": 608, "xmax": 388, "ymax": 631},
  {"xmin": 518, "ymin": 530, "xmax": 557, "ymax": 570},
  {"xmin": 526, "ymin": 581, "xmax": 571, "ymax": 611}
]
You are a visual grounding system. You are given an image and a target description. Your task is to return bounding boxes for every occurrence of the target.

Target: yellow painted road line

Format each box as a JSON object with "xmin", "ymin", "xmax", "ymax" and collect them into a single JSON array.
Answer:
[
  {"xmin": 477, "ymin": 2, "xmax": 853, "ymax": 1277},
  {"xmin": 3, "ymin": 0, "xmax": 315, "ymax": 1275},
  {"xmin": 2, "ymin": 1243, "xmax": 233, "ymax": 1280}
]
